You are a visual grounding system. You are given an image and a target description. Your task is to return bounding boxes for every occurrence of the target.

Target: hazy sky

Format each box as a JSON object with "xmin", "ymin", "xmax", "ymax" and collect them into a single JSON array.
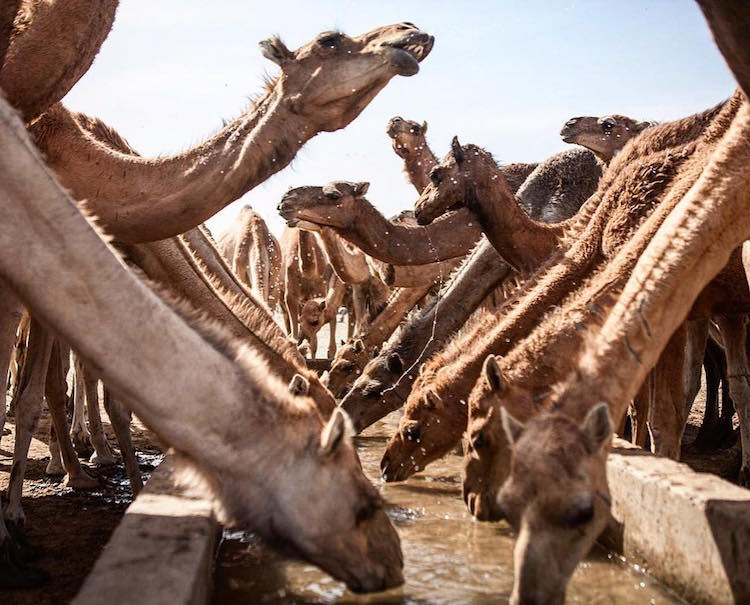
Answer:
[{"xmin": 63, "ymin": 1, "xmax": 736, "ymax": 238}]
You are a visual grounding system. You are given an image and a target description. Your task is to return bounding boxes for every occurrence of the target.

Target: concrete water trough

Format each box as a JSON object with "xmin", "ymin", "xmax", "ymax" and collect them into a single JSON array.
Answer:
[{"xmin": 74, "ymin": 437, "xmax": 750, "ymax": 604}]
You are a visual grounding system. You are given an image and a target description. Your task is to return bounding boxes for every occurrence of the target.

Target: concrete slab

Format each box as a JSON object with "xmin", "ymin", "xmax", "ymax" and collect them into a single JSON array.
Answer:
[
  {"xmin": 604, "ymin": 437, "xmax": 750, "ymax": 605},
  {"xmin": 73, "ymin": 456, "xmax": 220, "ymax": 605}
]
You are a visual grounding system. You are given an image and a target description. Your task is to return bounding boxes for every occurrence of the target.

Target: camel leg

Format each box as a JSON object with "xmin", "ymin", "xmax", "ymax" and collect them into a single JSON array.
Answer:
[
  {"xmin": 684, "ymin": 319, "xmax": 709, "ymax": 417},
  {"xmin": 715, "ymin": 315, "xmax": 750, "ymax": 486},
  {"xmin": 80, "ymin": 362, "xmax": 116, "ymax": 465},
  {"xmin": 631, "ymin": 379, "xmax": 650, "ymax": 448},
  {"xmin": 647, "ymin": 322, "xmax": 687, "ymax": 460},
  {"xmin": 328, "ymin": 314, "xmax": 337, "ymax": 359},
  {"xmin": 70, "ymin": 352, "xmax": 94, "ymax": 458},
  {"xmin": 103, "ymin": 387, "xmax": 143, "ymax": 495},
  {"xmin": 0, "ymin": 290, "xmax": 21, "ymax": 440},
  {"xmin": 44, "ymin": 339, "xmax": 98, "ymax": 488},
  {"xmin": 352, "ymin": 284, "xmax": 368, "ymax": 337},
  {"xmin": 286, "ymin": 290, "xmax": 299, "ymax": 341}
]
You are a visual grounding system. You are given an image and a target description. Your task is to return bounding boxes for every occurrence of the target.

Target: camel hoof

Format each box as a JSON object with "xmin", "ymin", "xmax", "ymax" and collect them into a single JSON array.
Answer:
[
  {"xmin": 739, "ymin": 466, "xmax": 750, "ymax": 488},
  {"xmin": 64, "ymin": 470, "xmax": 99, "ymax": 490},
  {"xmin": 72, "ymin": 433, "xmax": 94, "ymax": 459},
  {"xmin": 90, "ymin": 450, "xmax": 117, "ymax": 466},
  {"xmin": 44, "ymin": 459, "xmax": 66, "ymax": 477}
]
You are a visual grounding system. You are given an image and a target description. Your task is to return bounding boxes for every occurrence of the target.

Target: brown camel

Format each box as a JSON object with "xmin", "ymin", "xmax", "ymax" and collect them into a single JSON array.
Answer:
[
  {"xmin": 379, "ymin": 92, "xmax": 742, "ymax": 482},
  {"xmin": 0, "ymin": 0, "xmax": 119, "ymax": 123},
  {"xmin": 27, "ymin": 23, "xmax": 434, "ymax": 243},
  {"xmin": 278, "ymin": 182, "xmax": 483, "ymax": 265},
  {"xmin": 560, "ymin": 114, "xmax": 652, "ymax": 163},
  {"xmin": 324, "ymin": 285, "xmax": 433, "ymax": 400},
  {"xmin": 298, "ymin": 276, "xmax": 347, "ymax": 359},
  {"xmin": 218, "ymin": 205, "xmax": 284, "ymax": 314},
  {"xmin": 0, "ymin": 93, "xmax": 405, "ymax": 593}
]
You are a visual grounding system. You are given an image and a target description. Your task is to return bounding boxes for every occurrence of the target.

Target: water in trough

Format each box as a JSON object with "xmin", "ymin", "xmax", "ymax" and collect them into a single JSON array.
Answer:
[{"xmin": 213, "ymin": 412, "xmax": 684, "ymax": 604}]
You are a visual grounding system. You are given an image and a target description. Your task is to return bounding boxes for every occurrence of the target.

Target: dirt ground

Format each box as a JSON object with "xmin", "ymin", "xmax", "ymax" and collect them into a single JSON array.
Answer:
[
  {"xmin": 0, "ymin": 402, "xmax": 162, "ymax": 605},
  {"xmin": 0, "ymin": 353, "xmax": 742, "ymax": 604}
]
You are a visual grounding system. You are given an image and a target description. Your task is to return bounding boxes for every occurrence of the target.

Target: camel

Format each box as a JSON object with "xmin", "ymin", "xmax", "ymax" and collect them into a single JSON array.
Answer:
[
  {"xmin": 0, "ymin": 94, "xmax": 405, "ymax": 593},
  {"xmin": 278, "ymin": 182, "xmax": 483, "ymax": 265},
  {"xmin": 341, "ymin": 140, "xmax": 610, "ymax": 433},
  {"xmin": 298, "ymin": 275, "xmax": 347, "ymax": 358},
  {"xmin": 0, "ymin": 0, "xmax": 119, "ymax": 123},
  {"xmin": 324, "ymin": 285, "xmax": 433, "ymax": 399},
  {"xmin": 387, "ymin": 115, "xmax": 539, "ymax": 195},
  {"xmin": 379, "ymin": 93, "xmax": 742, "ymax": 482},
  {"xmin": 560, "ymin": 114, "xmax": 652, "ymax": 163},
  {"xmin": 218, "ymin": 205, "xmax": 284, "ymax": 314},
  {"xmin": 26, "ymin": 22, "xmax": 433, "ymax": 243}
]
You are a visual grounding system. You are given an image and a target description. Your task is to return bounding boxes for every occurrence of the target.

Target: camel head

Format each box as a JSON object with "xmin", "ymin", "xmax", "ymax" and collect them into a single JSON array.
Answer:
[
  {"xmin": 325, "ymin": 338, "xmax": 368, "ymax": 400},
  {"xmin": 381, "ymin": 366, "xmax": 466, "ymax": 482},
  {"xmin": 560, "ymin": 114, "xmax": 651, "ymax": 162},
  {"xmin": 497, "ymin": 403, "xmax": 613, "ymax": 605},
  {"xmin": 226, "ymin": 406, "xmax": 403, "ymax": 592},
  {"xmin": 299, "ymin": 297, "xmax": 327, "ymax": 344},
  {"xmin": 262, "ymin": 23, "xmax": 433, "ymax": 132},
  {"xmin": 340, "ymin": 345, "xmax": 406, "ymax": 432},
  {"xmin": 462, "ymin": 355, "xmax": 518, "ymax": 520},
  {"xmin": 414, "ymin": 137, "xmax": 490, "ymax": 225},
  {"xmin": 386, "ymin": 116, "xmax": 429, "ymax": 159},
  {"xmin": 278, "ymin": 181, "xmax": 370, "ymax": 230}
]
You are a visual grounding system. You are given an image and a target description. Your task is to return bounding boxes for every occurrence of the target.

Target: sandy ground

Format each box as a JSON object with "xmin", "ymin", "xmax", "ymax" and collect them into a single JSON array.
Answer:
[{"xmin": 0, "ymin": 402, "xmax": 162, "ymax": 605}]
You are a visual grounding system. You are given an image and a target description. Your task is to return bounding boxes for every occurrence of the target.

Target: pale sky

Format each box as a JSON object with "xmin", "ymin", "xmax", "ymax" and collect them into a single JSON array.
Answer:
[{"xmin": 63, "ymin": 1, "xmax": 736, "ymax": 239}]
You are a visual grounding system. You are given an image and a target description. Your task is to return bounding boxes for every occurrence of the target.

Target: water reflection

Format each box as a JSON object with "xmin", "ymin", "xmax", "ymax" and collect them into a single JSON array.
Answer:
[{"xmin": 213, "ymin": 413, "xmax": 683, "ymax": 604}]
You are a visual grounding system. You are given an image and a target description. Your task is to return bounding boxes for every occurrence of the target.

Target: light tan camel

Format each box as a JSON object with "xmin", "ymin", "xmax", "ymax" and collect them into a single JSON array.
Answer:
[
  {"xmin": 0, "ymin": 94, "xmax": 404, "ymax": 593},
  {"xmin": 0, "ymin": 0, "xmax": 119, "ymax": 123},
  {"xmin": 218, "ymin": 205, "xmax": 284, "ymax": 314},
  {"xmin": 27, "ymin": 23, "xmax": 433, "ymax": 243},
  {"xmin": 560, "ymin": 114, "xmax": 652, "ymax": 163},
  {"xmin": 298, "ymin": 276, "xmax": 347, "ymax": 358},
  {"xmin": 278, "ymin": 182, "xmax": 483, "ymax": 265}
]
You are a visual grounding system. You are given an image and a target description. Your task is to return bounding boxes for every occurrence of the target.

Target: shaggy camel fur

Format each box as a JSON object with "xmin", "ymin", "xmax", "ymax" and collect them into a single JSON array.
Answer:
[
  {"xmin": 0, "ymin": 94, "xmax": 405, "ymax": 593},
  {"xmin": 0, "ymin": 0, "xmax": 119, "ymax": 123},
  {"xmin": 498, "ymin": 91, "xmax": 750, "ymax": 604},
  {"xmin": 324, "ymin": 285, "xmax": 432, "ymax": 400},
  {"xmin": 560, "ymin": 114, "xmax": 652, "ymax": 163},
  {"xmin": 218, "ymin": 205, "xmax": 284, "ymax": 314},
  {"xmin": 278, "ymin": 182, "xmax": 483, "ymax": 265},
  {"xmin": 28, "ymin": 23, "xmax": 434, "ymax": 243},
  {"xmin": 381, "ymin": 94, "xmax": 741, "ymax": 482}
]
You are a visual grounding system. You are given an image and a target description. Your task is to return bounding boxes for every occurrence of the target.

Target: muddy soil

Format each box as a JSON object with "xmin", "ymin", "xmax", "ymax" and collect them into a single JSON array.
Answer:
[{"xmin": 0, "ymin": 402, "xmax": 163, "ymax": 605}]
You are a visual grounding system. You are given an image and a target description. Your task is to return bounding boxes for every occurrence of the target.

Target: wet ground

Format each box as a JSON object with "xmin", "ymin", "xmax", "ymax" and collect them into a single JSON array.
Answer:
[
  {"xmin": 0, "ymin": 405, "xmax": 163, "ymax": 605},
  {"xmin": 213, "ymin": 413, "xmax": 686, "ymax": 605}
]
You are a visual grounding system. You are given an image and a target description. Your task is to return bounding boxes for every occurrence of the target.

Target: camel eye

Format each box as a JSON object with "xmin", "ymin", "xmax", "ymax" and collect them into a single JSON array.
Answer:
[
  {"xmin": 318, "ymin": 33, "xmax": 340, "ymax": 49},
  {"xmin": 324, "ymin": 191, "xmax": 342, "ymax": 201},
  {"xmin": 561, "ymin": 501, "xmax": 594, "ymax": 527},
  {"xmin": 472, "ymin": 432, "xmax": 486, "ymax": 450},
  {"xmin": 404, "ymin": 425, "xmax": 421, "ymax": 442},
  {"xmin": 429, "ymin": 168, "xmax": 441, "ymax": 185},
  {"xmin": 602, "ymin": 120, "xmax": 615, "ymax": 133}
]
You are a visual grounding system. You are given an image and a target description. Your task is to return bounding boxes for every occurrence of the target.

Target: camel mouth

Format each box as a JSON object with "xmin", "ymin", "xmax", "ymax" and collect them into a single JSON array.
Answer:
[
  {"xmin": 383, "ymin": 31, "xmax": 434, "ymax": 76},
  {"xmin": 285, "ymin": 217, "xmax": 300, "ymax": 227},
  {"xmin": 560, "ymin": 130, "xmax": 576, "ymax": 143},
  {"xmin": 386, "ymin": 116, "xmax": 408, "ymax": 138}
]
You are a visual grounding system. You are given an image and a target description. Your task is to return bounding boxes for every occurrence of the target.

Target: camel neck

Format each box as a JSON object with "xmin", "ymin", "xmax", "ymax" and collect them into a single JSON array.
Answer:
[
  {"xmin": 33, "ymin": 83, "xmax": 314, "ymax": 243},
  {"xmin": 402, "ymin": 144, "xmax": 438, "ymax": 193},
  {"xmin": 363, "ymin": 285, "xmax": 429, "ymax": 348},
  {"xmin": 339, "ymin": 203, "xmax": 481, "ymax": 265},
  {"xmin": 468, "ymin": 160, "xmax": 564, "ymax": 271}
]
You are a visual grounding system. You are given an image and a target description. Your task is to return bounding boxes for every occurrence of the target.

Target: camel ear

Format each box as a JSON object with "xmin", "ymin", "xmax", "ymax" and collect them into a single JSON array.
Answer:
[
  {"xmin": 501, "ymin": 406, "xmax": 525, "ymax": 446},
  {"xmin": 386, "ymin": 352, "xmax": 404, "ymax": 374},
  {"xmin": 424, "ymin": 391, "xmax": 438, "ymax": 410},
  {"xmin": 483, "ymin": 355, "xmax": 505, "ymax": 394},
  {"xmin": 581, "ymin": 403, "xmax": 613, "ymax": 453},
  {"xmin": 421, "ymin": 121, "xmax": 428, "ymax": 134},
  {"xmin": 633, "ymin": 120, "xmax": 651, "ymax": 133},
  {"xmin": 318, "ymin": 300, "xmax": 326, "ymax": 311},
  {"xmin": 451, "ymin": 136, "xmax": 464, "ymax": 164},
  {"xmin": 259, "ymin": 37, "xmax": 294, "ymax": 66},
  {"xmin": 288, "ymin": 373, "xmax": 309, "ymax": 396},
  {"xmin": 353, "ymin": 182, "xmax": 370, "ymax": 197},
  {"xmin": 320, "ymin": 408, "xmax": 352, "ymax": 456},
  {"xmin": 353, "ymin": 339, "xmax": 365, "ymax": 353}
]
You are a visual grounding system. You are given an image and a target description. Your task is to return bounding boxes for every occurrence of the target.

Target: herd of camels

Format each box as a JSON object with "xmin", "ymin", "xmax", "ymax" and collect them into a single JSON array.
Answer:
[{"xmin": 0, "ymin": 1, "xmax": 749, "ymax": 603}]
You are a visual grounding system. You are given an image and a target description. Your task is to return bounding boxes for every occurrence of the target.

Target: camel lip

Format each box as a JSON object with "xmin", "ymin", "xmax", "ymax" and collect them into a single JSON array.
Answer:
[
  {"xmin": 560, "ymin": 132, "xmax": 576, "ymax": 143},
  {"xmin": 382, "ymin": 31, "xmax": 434, "ymax": 76}
]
